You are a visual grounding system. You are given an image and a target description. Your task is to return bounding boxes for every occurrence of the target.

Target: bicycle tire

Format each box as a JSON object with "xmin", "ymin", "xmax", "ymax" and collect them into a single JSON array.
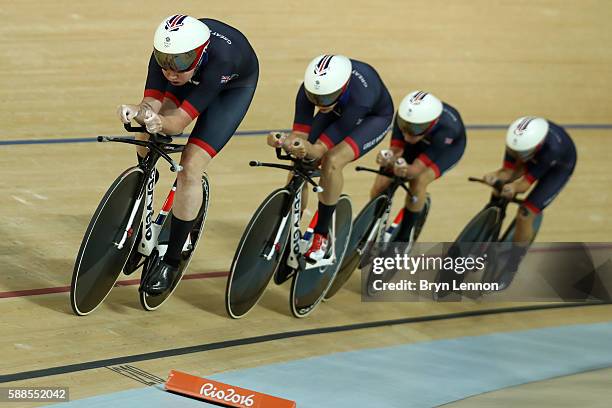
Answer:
[
  {"xmin": 290, "ymin": 195, "xmax": 352, "ymax": 317},
  {"xmin": 70, "ymin": 167, "xmax": 145, "ymax": 316},
  {"xmin": 225, "ymin": 188, "xmax": 292, "ymax": 319},
  {"xmin": 325, "ymin": 194, "xmax": 388, "ymax": 300},
  {"xmin": 140, "ymin": 174, "xmax": 210, "ymax": 311}
]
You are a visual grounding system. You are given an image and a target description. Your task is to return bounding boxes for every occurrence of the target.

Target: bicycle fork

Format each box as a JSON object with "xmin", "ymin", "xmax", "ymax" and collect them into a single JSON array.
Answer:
[
  {"xmin": 262, "ymin": 187, "xmax": 337, "ymax": 270},
  {"xmin": 115, "ymin": 166, "xmax": 191, "ymax": 258},
  {"xmin": 113, "ymin": 170, "xmax": 156, "ymax": 250}
]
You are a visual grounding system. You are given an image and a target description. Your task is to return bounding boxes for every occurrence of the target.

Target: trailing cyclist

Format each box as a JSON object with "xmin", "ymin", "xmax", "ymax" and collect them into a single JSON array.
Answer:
[
  {"xmin": 483, "ymin": 117, "xmax": 577, "ymax": 288},
  {"xmin": 268, "ymin": 55, "xmax": 394, "ymax": 262},
  {"xmin": 371, "ymin": 91, "xmax": 467, "ymax": 244}
]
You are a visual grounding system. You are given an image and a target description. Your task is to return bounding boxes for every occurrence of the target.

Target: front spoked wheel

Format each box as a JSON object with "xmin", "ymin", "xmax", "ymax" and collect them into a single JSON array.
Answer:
[
  {"xmin": 70, "ymin": 167, "xmax": 145, "ymax": 316},
  {"xmin": 140, "ymin": 174, "xmax": 210, "ymax": 311},
  {"xmin": 291, "ymin": 195, "xmax": 352, "ymax": 317},
  {"xmin": 325, "ymin": 194, "xmax": 388, "ymax": 300},
  {"xmin": 225, "ymin": 188, "xmax": 291, "ymax": 319}
]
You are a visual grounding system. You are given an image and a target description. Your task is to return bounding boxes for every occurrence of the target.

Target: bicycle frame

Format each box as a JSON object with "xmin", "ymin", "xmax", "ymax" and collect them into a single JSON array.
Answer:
[
  {"xmin": 469, "ymin": 177, "xmax": 525, "ymax": 242},
  {"xmin": 251, "ymin": 149, "xmax": 337, "ymax": 270},
  {"xmin": 354, "ymin": 166, "xmax": 413, "ymax": 254},
  {"xmin": 100, "ymin": 124, "xmax": 186, "ymax": 256}
]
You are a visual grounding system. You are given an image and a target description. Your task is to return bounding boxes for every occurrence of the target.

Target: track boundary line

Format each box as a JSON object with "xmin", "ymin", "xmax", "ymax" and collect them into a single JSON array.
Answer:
[{"xmin": 1, "ymin": 302, "xmax": 609, "ymax": 383}]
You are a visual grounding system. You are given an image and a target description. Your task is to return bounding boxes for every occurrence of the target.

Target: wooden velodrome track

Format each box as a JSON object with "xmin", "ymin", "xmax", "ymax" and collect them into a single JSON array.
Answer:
[{"xmin": 1, "ymin": 0, "xmax": 611, "ymax": 406}]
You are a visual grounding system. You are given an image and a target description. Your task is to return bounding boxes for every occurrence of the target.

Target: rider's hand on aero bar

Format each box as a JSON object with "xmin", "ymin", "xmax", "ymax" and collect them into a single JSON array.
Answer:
[
  {"xmin": 267, "ymin": 132, "xmax": 287, "ymax": 148},
  {"xmin": 393, "ymin": 157, "xmax": 410, "ymax": 179},
  {"xmin": 376, "ymin": 149, "xmax": 395, "ymax": 168},
  {"xmin": 285, "ymin": 138, "xmax": 307, "ymax": 159}
]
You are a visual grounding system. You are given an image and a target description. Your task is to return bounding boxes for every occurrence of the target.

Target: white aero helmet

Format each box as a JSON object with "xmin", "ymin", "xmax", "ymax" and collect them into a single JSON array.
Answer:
[
  {"xmin": 397, "ymin": 91, "xmax": 444, "ymax": 136},
  {"xmin": 153, "ymin": 14, "xmax": 211, "ymax": 72},
  {"xmin": 304, "ymin": 55, "xmax": 352, "ymax": 107},
  {"xmin": 505, "ymin": 116, "xmax": 549, "ymax": 160}
]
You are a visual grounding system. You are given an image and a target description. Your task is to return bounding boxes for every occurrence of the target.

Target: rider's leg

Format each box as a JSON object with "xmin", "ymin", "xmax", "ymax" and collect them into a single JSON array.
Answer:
[
  {"xmin": 290, "ymin": 111, "xmax": 337, "ymax": 215},
  {"xmin": 143, "ymin": 83, "xmax": 258, "ymax": 295},
  {"xmin": 395, "ymin": 136, "xmax": 466, "ymax": 242},
  {"xmin": 165, "ymin": 85, "xmax": 258, "ymax": 265},
  {"xmin": 498, "ymin": 163, "xmax": 574, "ymax": 288},
  {"xmin": 304, "ymin": 142, "xmax": 353, "ymax": 261},
  {"xmin": 395, "ymin": 166, "xmax": 435, "ymax": 241},
  {"xmin": 496, "ymin": 205, "xmax": 535, "ymax": 289},
  {"xmin": 164, "ymin": 144, "xmax": 212, "ymax": 266},
  {"xmin": 514, "ymin": 205, "xmax": 536, "ymax": 244},
  {"xmin": 503, "ymin": 205, "xmax": 535, "ymax": 271},
  {"xmin": 315, "ymin": 142, "xmax": 355, "ymax": 235},
  {"xmin": 307, "ymin": 114, "xmax": 392, "ymax": 260}
]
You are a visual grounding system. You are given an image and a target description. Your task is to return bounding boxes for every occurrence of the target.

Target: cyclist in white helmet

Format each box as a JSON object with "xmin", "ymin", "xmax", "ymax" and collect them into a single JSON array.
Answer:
[
  {"xmin": 117, "ymin": 14, "xmax": 259, "ymax": 296},
  {"xmin": 371, "ymin": 91, "xmax": 466, "ymax": 243},
  {"xmin": 268, "ymin": 54, "xmax": 394, "ymax": 262},
  {"xmin": 483, "ymin": 117, "xmax": 577, "ymax": 288}
]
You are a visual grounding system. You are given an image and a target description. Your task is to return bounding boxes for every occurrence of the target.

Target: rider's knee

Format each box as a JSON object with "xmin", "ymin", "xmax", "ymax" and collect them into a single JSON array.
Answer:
[
  {"xmin": 322, "ymin": 152, "xmax": 349, "ymax": 175},
  {"xmin": 177, "ymin": 156, "xmax": 204, "ymax": 184},
  {"xmin": 411, "ymin": 173, "xmax": 432, "ymax": 194}
]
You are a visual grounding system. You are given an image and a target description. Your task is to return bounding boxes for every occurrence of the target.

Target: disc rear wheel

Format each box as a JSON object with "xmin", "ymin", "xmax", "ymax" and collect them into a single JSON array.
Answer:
[
  {"xmin": 291, "ymin": 195, "xmax": 352, "ymax": 317},
  {"xmin": 140, "ymin": 174, "xmax": 210, "ymax": 311},
  {"xmin": 325, "ymin": 194, "xmax": 387, "ymax": 300}
]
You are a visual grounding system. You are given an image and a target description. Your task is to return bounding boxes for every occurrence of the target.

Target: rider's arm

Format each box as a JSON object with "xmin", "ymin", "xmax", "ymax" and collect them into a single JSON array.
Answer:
[
  {"xmin": 506, "ymin": 176, "xmax": 533, "ymax": 194},
  {"xmin": 505, "ymin": 151, "xmax": 554, "ymax": 194},
  {"xmin": 122, "ymin": 55, "xmax": 167, "ymax": 125},
  {"xmin": 292, "ymin": 84, "xmax": 315, "ymax": 135},
  {"xmin": 402, "ymin": 157, "xmax": 427, "ymax": 178},
  {"xmin": 161, "ymin": 63, "xmax": 230, "ymax": 135},
  {"xmin": 287, "ymin": 85, "xmax": 327, "ymax": 159},
  {"xmin": 141, "ymin": 54, "xmax": 168, "ymax": 113},
  {"xmin": 498, "ymin": 151, "xmax": 523, "ymax": 182},
  {"xmin": 495, "ymin": 168, "xmax": 516, "ymax": 182},
  {"xmin": 311, "ymin": 104, "xmax": 369, "ymax": 159},
  {"xmin": 389, "ymin": 145, "xmax": 404, "ymax": 159},
  {"xmin": 157, "ymin": 108, "xmax": 193, "ymax": 135},
  {"xmin": 522, "ymin": 153, "xmax": 554, "ymax": 186},
  {"xmin": 127, "ymin": 98, "xmax": 163, "ymax": 126},
  {"xmin": 387, "ymin": 118, "xmax": 405, "ymax": 158},
  {"xmin": 410, "ymin": 127, "xmax": 460, "ymax": 178},
  {"xmin": 485, "ymin": 151, "xmax": 523, "ymax": 184},
  {"xmin": 303, "ymin": 140, "xmax": 328, "ymax": 160},
  {"xmin": 285, "ymin": 132, "xmax": 329, "ymax": 160}
]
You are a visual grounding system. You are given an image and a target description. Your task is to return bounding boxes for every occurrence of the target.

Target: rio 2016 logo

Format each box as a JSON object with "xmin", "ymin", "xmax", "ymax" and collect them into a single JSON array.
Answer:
[{"xmin": 199, "ymin": 383, "xmax": 255, "ymax": 407}]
